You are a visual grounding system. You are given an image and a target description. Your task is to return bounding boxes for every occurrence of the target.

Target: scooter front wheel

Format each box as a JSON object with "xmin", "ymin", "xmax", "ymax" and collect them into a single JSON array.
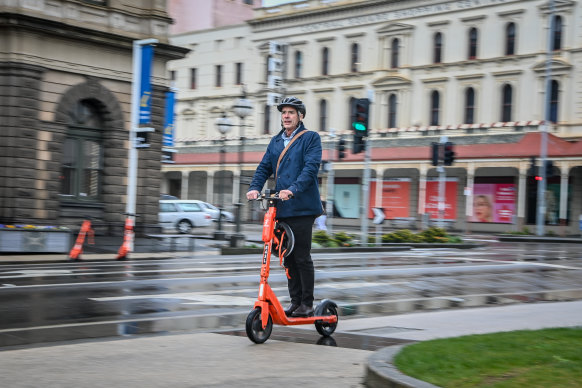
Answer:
[
  {"xmin": 245, "ymin": 308, "xmax": 273, "ymax": 344},
  {"xmin": 314, "ymin": 299, "xmax": 338, "ymax": 337}
]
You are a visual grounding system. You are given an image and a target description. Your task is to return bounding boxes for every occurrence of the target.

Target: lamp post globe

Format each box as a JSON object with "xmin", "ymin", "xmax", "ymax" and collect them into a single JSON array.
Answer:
[
  {"xmin": 231, "ymin": 97, "xmax": 253, "ymax": 247},
  {"xmin": 233, "ymin": 98, "xmax": 253, "ymax": 120},
  {"xmin": 214, "ymin": 114, "xmax": 233, "ymax": 240}
]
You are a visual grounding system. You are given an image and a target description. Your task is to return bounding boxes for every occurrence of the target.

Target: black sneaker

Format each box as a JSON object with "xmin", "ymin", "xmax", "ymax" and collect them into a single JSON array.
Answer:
[
  {"xmin": 291, "ymin": 304, "xmax": 313, "ymax": 317},
  {"xmin": 284, "ymin": 303, "xmax": 300, "ymax": 317}
]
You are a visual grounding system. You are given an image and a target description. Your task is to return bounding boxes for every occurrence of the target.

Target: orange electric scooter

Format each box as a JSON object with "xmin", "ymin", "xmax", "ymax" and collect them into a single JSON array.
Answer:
[{"xmin": 245, "ymin": 190, "xmax": 338, "ymax": 344}]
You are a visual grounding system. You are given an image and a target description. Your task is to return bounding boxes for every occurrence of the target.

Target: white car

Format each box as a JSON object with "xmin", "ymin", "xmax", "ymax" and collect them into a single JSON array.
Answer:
[
  {"xmin": 159, "ymin": 200, "xmax": 212, "ymax": 234},
  {"xmin": 197, "ymin": 201, "xmax": 235, "ymax": 223}
]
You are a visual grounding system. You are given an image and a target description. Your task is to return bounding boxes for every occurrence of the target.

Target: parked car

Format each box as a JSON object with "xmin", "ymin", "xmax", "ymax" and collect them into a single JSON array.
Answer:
[
  {"xmin": 196, "ymin": 201, "xmax": 235, "ymax": 223},
  {"xmin": 159, "ymin": 200, "xmax": 212, "ymax": 234},
  {"xmin": 160, "ymin": 194, "xmax": 179, "ymax": 200}
]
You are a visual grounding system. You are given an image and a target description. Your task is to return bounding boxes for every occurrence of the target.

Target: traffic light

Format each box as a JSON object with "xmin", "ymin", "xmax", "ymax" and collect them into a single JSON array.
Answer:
[
  {"xmin": 351, "ymin": 98, "xmax": 369, "ymax": 155},
  {"xmin": 135, "ymin": 127, "xmax": 154, "ymax": 149},
  {"xmin": 528, "ymin": 156, "xmax": 537, "ymax": 176},
  {"xmin": 431, "ymin": 142, "xmax": 440, "ymax": 166},
  {"xmin": 353, "ymin": 134, "xmax": 365, "ymax": 154},
  {"xmin": 351, "ymin": 98, "xmax": 370, "ymax": 135},
  {"xmin": 337, "ymin": 137, "xmax": 346, "ymax": 159},
  {"xmin": 544, "ymin": 160, "xmax": 554, "ymax": 177},
  {"xmin": 443, "ymin": 142, "xmax": 455, "ymax": 166}
]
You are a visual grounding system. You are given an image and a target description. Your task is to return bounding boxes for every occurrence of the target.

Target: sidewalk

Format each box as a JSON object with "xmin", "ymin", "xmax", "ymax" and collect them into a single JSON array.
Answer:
[{"xmin": 0, "ymin": 301, "xmax": 580, "ymax": 387}]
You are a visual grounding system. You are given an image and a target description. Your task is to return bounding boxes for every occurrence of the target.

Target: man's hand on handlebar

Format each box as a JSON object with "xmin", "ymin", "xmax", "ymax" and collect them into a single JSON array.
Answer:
[
  {"xmin": 279, "ymin": 189, "xmax": 293, "ymax": 201},
  {"xmin": 247, "ymin": 190, "xmax": 260, "ymax": 200}
]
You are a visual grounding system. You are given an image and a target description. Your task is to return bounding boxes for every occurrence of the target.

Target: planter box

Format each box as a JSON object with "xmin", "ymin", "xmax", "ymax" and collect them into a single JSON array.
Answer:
[{"xmin": 0, "ymin": 229, "xmax": 71, "ymax": 253}]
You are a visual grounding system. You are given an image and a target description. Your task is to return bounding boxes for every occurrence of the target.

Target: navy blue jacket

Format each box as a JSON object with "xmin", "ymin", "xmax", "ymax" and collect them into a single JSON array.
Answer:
[{"xmin": 249, "ymin": 124, "xmax": 322, "ymax": 218}]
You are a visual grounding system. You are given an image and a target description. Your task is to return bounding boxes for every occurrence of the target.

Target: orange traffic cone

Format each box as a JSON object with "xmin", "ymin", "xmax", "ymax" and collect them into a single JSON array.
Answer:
[
  {"xmin": 68, "ymin": 220, "xmax": 94, "ymax": 261},
  {"xmin": 116, "ymin": 217, "xmax": 134, "ymax": 261}
]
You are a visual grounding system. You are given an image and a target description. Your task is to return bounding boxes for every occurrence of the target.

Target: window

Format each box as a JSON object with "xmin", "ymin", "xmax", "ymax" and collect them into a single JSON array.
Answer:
[
  {"xmin": 391, "ymin": 38, "xmax": 399, "ymax": 69},
  {"xmin": 552, "ymin": 15, "xmax": 562, "ymax": 51},
  {"xmin": 351, "ymin": 43, "xmax": 359, "ymax": 72},
  {"xmin": 433, "ymin": 32, "xmax": 443, "ymax": 63},
  {"xmin": 235, "ymin": 62, "xmax": 243, "ymax": 85},
  {"xmin": 190, "ymin": 68, "xmax": 196, "ymax": 89},
  {"xmin": 549, "ymin": 80, "xmax": 559, "ymax": 123},
  {"xmin": 464, "ymin": 87, "xmax": 475, "ymax": 124},
  {"xmin": 215, "ymin": 65, "xmax": 222, "ymax": 87},
  {"xmin": 501, "ymin": 84, "xmax": 512, "ymax": 122},
  {"xmin": 430, "ymin": 90, "xmax": 440, "ymax": 126},
  {"xmin": 319, "ymin": 99, "xmax": 327, "ymax": 131},
  {"xmin": 243, "ymin": 0, "xmax": 253, "ymax": 4},
  {"xmin": 60, "ymin": 100, "xmax": 103, "ymax": 201},
  {"xmin": 294, "ymin": 51, "xmax": 302, "ymax": 78},
  {"xmin": 505, "ymin": 22, "xmax": 516, "ymax": 55},
  {"xmin": 169, "ymin": 70, "xmax": 176, "ymax": 82},
  {"xmin": 468, "ymin": 28, "xmax": 478, "ymax": 60},
  {"xmin": 265, "ymin": 55, "xmax": 271, "ymax": 82},
  {"xmin": 263, "ymin": 105, "xmax": 270, "ymax": 134},
  {"xmin": 388, "ymin": 93, "xmax": 397, "ymax": 128},
  {"xmin": 321, "ymin": 47, "xmax": 329, "ymax": 76}
]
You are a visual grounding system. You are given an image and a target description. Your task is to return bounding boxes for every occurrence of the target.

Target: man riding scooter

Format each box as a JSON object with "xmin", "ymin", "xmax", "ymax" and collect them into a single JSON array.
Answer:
[{"xmin": 246, "ymin": 96, "xmax": 323, "ymax": 318}]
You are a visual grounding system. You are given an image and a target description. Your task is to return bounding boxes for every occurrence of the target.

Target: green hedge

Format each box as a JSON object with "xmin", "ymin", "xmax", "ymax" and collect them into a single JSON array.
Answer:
[{"xmin": 313, "ymin": 227, "xmax": 462, "ymax": 246}]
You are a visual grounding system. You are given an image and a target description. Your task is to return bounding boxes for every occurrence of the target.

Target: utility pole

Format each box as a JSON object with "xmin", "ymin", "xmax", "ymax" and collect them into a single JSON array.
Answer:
[
  {"xmin": 537, "ymin": 0, "xmax": 555, "ymax": 236},
  {"xmin": 326, "ymin": 128, "xmax": 336, "ymax": 235}
]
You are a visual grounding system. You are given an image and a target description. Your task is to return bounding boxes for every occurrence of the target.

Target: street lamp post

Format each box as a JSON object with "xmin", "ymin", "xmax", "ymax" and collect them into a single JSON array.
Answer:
[
  {"xmin": 230, "ymin": 90, "xmax": 253, "ymax": 247},
  {"xmin": 214, "ymin": 114, "xmax": 233, "ymax": 240}
]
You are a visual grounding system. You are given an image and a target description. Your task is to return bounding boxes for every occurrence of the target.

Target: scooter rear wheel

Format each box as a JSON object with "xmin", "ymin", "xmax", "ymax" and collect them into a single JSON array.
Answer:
[
  {"xmin": 314, "ymin": 300, "xmax": 338, "ymax": 337},
  {"xmin": 245, "ymin": 308, "xmax": 273, "ymax": 344}
]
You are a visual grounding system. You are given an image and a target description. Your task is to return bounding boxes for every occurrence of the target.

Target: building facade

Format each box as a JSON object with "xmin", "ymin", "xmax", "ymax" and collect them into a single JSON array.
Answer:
[
  {"xmin": 0, "ymin": 0, "xmax": 188, "ymax": 231},
  {"xmin": 164, "ymin": 0, "xmax": 582, "ymax": 234}
]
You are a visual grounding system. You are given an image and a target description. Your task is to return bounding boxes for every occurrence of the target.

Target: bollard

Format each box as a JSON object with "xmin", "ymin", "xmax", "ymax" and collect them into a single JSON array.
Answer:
[{"xmin": 68, "ymin": 219, "xmax": 94, "ymax": 261}]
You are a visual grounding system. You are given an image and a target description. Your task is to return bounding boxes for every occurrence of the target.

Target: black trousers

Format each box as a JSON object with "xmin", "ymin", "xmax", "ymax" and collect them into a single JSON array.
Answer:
[{"xmin": 278, "ymin": 215, "xmax": 316, "ymax": 307}]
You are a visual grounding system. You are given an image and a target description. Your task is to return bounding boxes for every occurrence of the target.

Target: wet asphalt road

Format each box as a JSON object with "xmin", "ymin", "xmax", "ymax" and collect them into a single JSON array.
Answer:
[{"xmin": 0, "ymin": 240, "xmax": 581, "ymax": 348}]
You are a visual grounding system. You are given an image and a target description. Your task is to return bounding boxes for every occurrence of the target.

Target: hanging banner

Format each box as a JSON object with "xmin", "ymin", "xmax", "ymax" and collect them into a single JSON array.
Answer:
[
  {"xmin": 139, "ymin": 44, "xmax": 154, "ymax": 124},
  {"xmin": 471, "ymin": 183, "xmax": 516, "ymax": 223},
  {"xmin": 368, "ymin": 179, "xmax": 411, "ymax": 219},
  {"xmin": 163, "ymin": 90, "xmax": 175, "ymax": 148},
  {"xmin": 425, "ymin": 179, "xmax": 458, "ymax": 220}
]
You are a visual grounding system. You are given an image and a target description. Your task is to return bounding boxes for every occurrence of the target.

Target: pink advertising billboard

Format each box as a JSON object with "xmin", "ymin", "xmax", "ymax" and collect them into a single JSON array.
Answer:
[{"xmin": 471, "ymin": 183, "xmax": 516, "ymax": 223}]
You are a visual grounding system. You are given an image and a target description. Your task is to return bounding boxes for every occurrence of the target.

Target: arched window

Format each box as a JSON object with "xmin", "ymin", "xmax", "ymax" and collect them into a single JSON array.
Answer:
[
  {"xmin": 391, "ymin": 38, "xmax": 399, "ymax": 69},
  {"xmin": 433, "ymin": 32, "xmax": 443, "ymax": 63},
  {"xmin": 468, "ymin": 27, "xmax": 478, "ymax": 60},
  {"xmin": 322, "ymin": 47, "xmax": 329, "ymax": 76},
  {"xmin": 60, "ymin": 100, "xmax": 104, "ymax": 201},
  {"xmin": 351, "ymin": 43, "xmax": 359, "ymax": 72},
  {"xmin": 430, "ymin": 90, "xmax": 440, "ymax": 126},
  {"xmin": 501, "ymin": 84, "xmax": 512, "ymax": 122},
  {"xmin": 263, "ymin": 104, "xmax": 271, "ymax": 134},
  {"xmin": 552, "ymin": 15, "xmax": 562, "ymax": 51},
  {"xmin": 549, "ymin": 80, "xmax": 559, "ymax": 123},
  {"xmin": 294, "ymin": 51, "xmax": 302, "ymax": 78},
  {"xmin": 464, "ymin": 87, "xmax": 475, "ymax": 124},
  {"xmin": 505, "ymin": 22, "xmax": 516, "ymax": 55},
  {"xmin": 388, "ymin": 94, "xmax": 397, "ymax": 128},
  {"xmin": 319, "ymin": 99, "xmax": 328, "ymax": 131}
]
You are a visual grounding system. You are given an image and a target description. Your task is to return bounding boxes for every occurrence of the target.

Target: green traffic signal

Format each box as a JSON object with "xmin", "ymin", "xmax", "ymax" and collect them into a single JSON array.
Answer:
[{"xmin": 353, "ymin": 122, "xmax": 367, "ymax": 131}]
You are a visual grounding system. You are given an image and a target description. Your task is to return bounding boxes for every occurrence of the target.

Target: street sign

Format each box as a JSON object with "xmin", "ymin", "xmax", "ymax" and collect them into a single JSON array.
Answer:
[
  {"xmin": 267, "ymin": 92, "xmax": 282, "ymax": 106},
  {"xmin": 268, "ymin": 57, "xmax": 283, "ymax": 72},
  {"xmin": 372, "ymin": 207, "xmax": 385, "ymax": 224},
  {"xmin": 268, "ymin": 75, "xmax": 283, "ymax": 89}
]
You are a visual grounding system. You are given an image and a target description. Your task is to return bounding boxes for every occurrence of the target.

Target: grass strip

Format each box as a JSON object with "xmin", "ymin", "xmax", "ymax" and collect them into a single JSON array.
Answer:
[{"xmin": 394, "ymin": 327, "xmax": 582, "ymax": 387}]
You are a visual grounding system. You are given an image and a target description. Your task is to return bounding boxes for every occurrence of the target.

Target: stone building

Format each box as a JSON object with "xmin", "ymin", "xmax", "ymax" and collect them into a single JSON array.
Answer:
[
  {"xmin": 164, "ymin": 0, "xmax": 582, "ymax": 235},
  {"xmin": 0, "ymin": 0, "xmax": 188, "ymax": 231}
]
